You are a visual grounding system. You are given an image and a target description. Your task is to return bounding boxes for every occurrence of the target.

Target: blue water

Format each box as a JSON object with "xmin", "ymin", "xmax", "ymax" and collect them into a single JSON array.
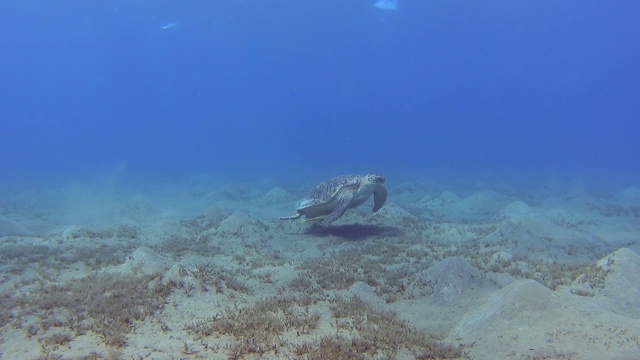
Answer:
[{"xmin": 1, "ymin": 1, "xmax": 639, "ymax": 185}]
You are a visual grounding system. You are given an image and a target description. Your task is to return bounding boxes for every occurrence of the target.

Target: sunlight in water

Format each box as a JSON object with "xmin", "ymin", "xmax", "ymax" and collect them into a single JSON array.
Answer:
[
  {"xmin": 374, "ymin": 0, "xmax": 397, "ymax": 11},
  {"xmin": 160, "ymin": 22, "xmax": 178, "ymax": 30}
]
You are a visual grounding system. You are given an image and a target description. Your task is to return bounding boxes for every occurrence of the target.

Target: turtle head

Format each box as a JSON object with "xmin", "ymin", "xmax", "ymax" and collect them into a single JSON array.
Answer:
[
  {"xmin": 364, "ymin": 173, "xmax": 385, "ymax": 185},
  {"xmin": 363, "ymin": 173, "xmax": 387, "ymax": 212}
]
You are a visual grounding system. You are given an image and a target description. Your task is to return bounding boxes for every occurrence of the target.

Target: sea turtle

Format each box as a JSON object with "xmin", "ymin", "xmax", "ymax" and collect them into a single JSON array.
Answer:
[{"xmin": 280, "ymin": 173, "xmax": 387, "ymax": 225}]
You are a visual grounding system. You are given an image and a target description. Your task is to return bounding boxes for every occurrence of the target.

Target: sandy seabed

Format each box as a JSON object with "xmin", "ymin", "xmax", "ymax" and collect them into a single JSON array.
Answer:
[{"xmin": 0, "ymin": 176, "xmax": 639, "ymax": 359}]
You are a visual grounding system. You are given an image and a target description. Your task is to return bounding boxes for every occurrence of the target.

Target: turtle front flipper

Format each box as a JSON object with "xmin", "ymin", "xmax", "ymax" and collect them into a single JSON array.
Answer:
[
  {"xmin": 321, "ymin": 194, "xmax": 354, "ymax": 225},
  {"xmin": 372, "ymin": 186, "xmax": 387, "ymax": 212}
]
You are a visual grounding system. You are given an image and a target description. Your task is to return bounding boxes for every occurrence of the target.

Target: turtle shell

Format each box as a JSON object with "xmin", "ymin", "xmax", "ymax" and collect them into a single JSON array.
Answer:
[{"xmin": 295, "ymin": 174, "xmax": 360, "ymax": 213}]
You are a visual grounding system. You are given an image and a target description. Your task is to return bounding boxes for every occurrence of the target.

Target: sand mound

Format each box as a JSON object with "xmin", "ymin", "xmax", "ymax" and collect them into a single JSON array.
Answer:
[
  {"xmin": 393, "ymin": 181, "xmax": 430, "ymax": 204},
  {"xmin": 545, "ymin": 208, "xmax": 586, "ymax": 228},
  {"xmin": 259, "ymin": 186, "xmax": 293, "ymax": 205},
  {"xmin": 200, "ymin": 207, "xmax": 233, "ymax": 229},
  {"xmin": 414, "ymin": 256, "xmax": 490, "ymax": 304},
  {"xmin": 216, "ymin": 212, "xmax": 268, "ymax": 237},
  {"xmin": 619, "ymin": 186, "xmax": 640, "ymax": 199},
  {"xmin": 394, "ymin": 181, "xmax": 422, "ymax": 193},
  {"xmin": 453, "ymin": 279, "xmax": 562, "ymax": 355},
  {"xmin": 597, "ymin": 248, "xmax": 640, "ymax": 318},
  {"xmin": 434, "ymin": 190, "xmax": 461, "ymax": 205},
  {"xmin": 0, "ymin": 215, "xmax": 30, "ymax": 236},
  {"xmin": 422, "ymin": 190, "xmax": 512, "ymax": 220},
  {"xmin": 348, "ymin": 281, "xmax": 387, "ymax": 307},
  {"xmin": 539, "ymin": 192, "xmax": 601, "ymax": 218},
  {"xmin": 483, "ymin": 207, "xmax": 605, "ymax": 262},
  {"xmin": 61, "ymin": 225, "xmax": 113, "ymax": 241},
  {"xmin": 123, "ymin": 246, "xmax": 172, "ymax": 274},
  {"xmin": 461, "ymin": 190, "xmax": 512, "ymax": 211},
  {"xmin": 591, "ymin": 220, "xmax": 640, "ymax": 252},
  {"xmin": 499, "ymin": 200, "xmax": 535, "ymax": 218},
  {"xmin": 115, "ymin": 195, "xmax": 156, "ymax": 223},
  {"xmin": 366, "ymin": 202, "xmax": 417, "ymax": 226},
  {"xmin": 459, "ymin": 279, "xmax": 559, "ymax": 334},
  {"xmin": 218, "ymin": 184, "xmax": 263, "ymax": 201}
]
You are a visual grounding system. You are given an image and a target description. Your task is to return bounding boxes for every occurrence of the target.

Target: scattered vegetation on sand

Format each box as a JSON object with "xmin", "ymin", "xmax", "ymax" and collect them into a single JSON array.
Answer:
[
  {"xmin": 12, "ymin": 273, "xmax": 175, "ymax": 348},
  {"xmin": 186, "ymin": 294, "xmax": 321, "ymax": 357},
  {"xmin": 0, "ymin": 229, "xmax": 137, "ymax": 274},
  {"xmin": 318, "ymin": 295, "xmax": 461, "ymax": 359},
  {"xmin": 190, "ymin": 263, "xmax": 255, "ymax": 295},
  {"xmin": 295, "ymin": 249, "xmax": 424, "ymax": 303},
  {"xmin": 474, "ymin": 254, "xmax": 611, "ymax": 290},
  {"xmin": 186, "ymin": 292, "xmax": 462, "ymax": 359},
  {"xmin": 159, "ymin": 233, "xmax": 223, "ymax": 258}
]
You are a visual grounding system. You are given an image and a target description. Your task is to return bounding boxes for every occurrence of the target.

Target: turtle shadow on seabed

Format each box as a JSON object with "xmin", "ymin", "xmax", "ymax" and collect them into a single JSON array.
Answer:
[{"xmin": 304, "ymin": 223, "xmax": 401, "ymax": 241}]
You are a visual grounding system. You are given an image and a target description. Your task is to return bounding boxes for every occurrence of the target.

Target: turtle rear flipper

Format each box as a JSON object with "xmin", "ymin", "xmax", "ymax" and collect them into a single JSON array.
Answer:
[
  {"xmin": 280, "ymin": 213, "xmax": 302, "ymax": 220},
  {"xmin": 321, "ymin": 194, "xmax": 354, "ymax": 225},
  {"xmin": 300, "ymin": 215, "xmax": 326, "ymax": 223}
]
